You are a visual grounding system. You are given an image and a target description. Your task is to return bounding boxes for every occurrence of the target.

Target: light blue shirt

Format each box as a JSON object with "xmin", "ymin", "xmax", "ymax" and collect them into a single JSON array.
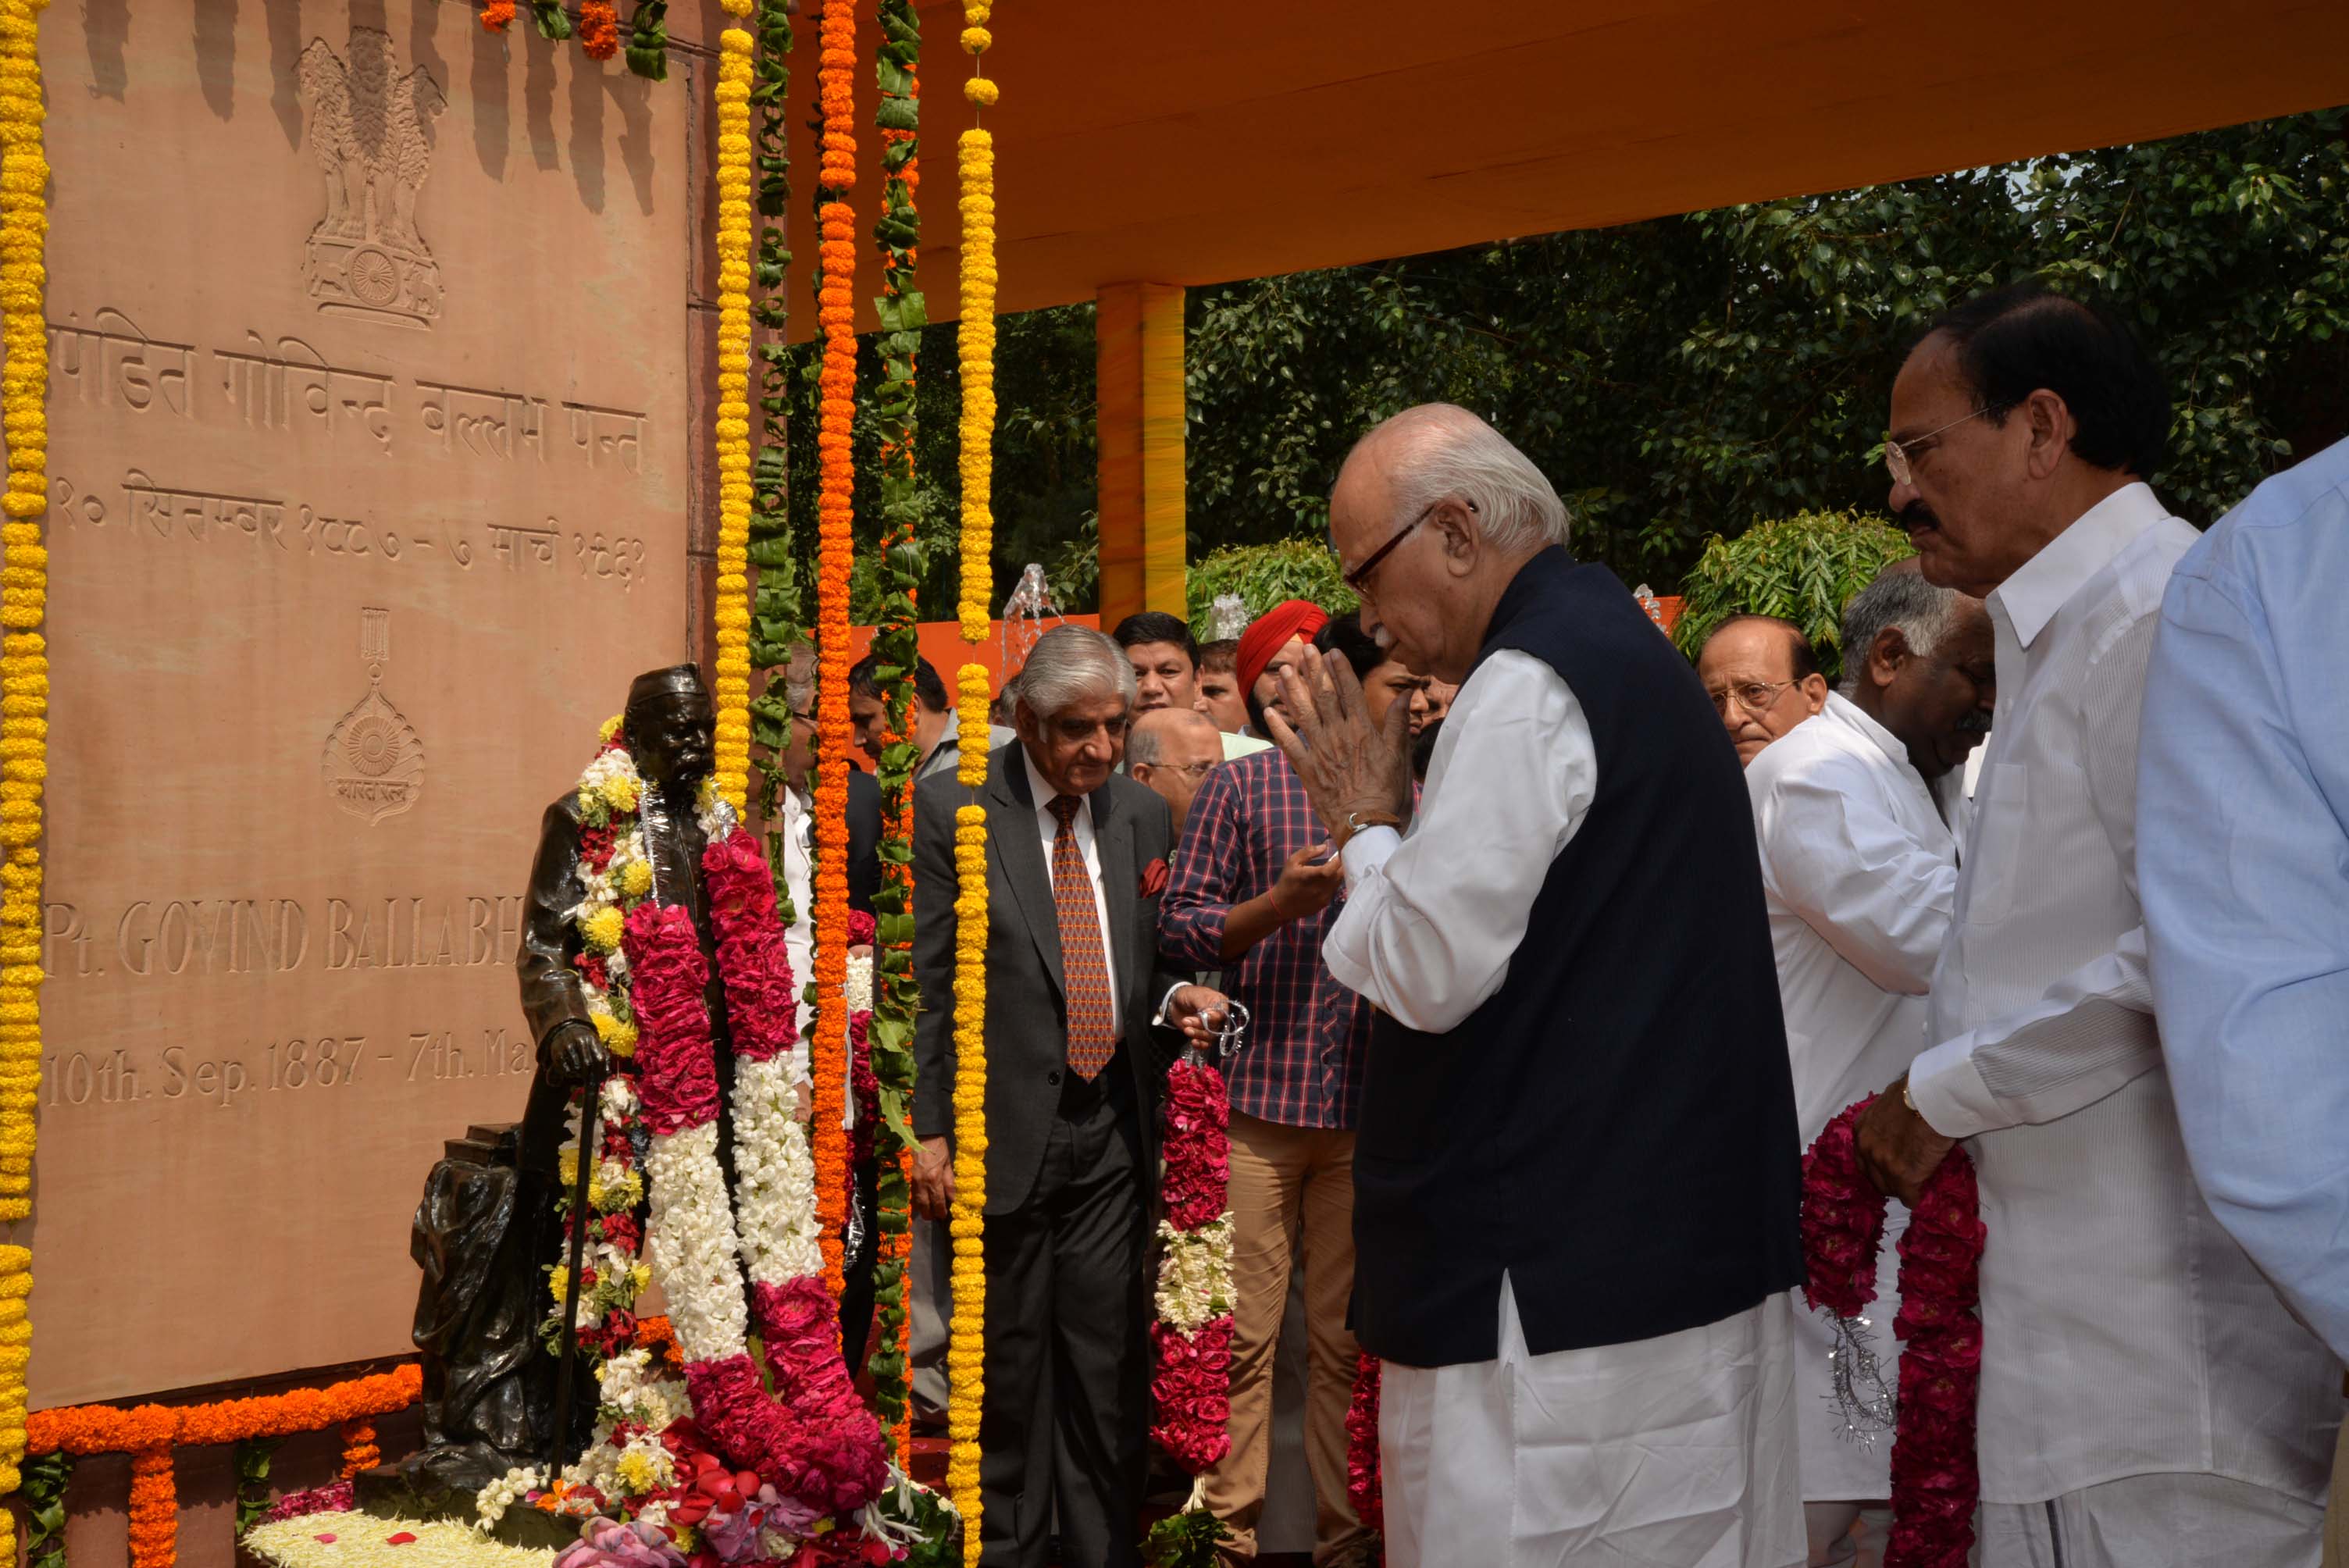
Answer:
[{"xmin": 2140, "ymin": 437, "xmax": 2349, "ymax": 1361}]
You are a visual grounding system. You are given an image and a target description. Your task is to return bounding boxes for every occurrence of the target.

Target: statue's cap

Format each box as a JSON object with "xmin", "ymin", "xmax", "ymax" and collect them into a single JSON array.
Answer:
[{"xmin": 626, "ymin": 664, "xmax": 708, "ymax": 714}]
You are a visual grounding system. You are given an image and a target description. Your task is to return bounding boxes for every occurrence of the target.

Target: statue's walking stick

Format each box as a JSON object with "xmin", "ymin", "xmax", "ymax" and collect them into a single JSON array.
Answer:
[{"xmin": 546, "ymin": 1063, "xmax": 606, "ymax": 1480}]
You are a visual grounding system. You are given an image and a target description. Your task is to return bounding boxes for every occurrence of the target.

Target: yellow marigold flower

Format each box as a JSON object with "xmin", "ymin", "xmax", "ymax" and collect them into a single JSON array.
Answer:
[
  {"xmin": 580, "ymin": 906, "xmax": 626, "ymax": 954},
  {"xmin": 599, "ymin": 772, "xmax": 640, "ymax": 814},
  {"xmin": 619, "ymin": 860, "xmax": 654, "ymax": 899}
]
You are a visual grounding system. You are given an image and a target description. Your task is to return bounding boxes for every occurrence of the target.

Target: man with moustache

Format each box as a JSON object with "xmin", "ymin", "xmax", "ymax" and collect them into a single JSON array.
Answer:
[
  {"xmin": 1113, "ymin": 611, "xmax": 1272, "ymax": 761},
  {"xmin": 1854, "ymin": 283, "xmax": 2337, "ymax": 1566},
  {"xmin": 1744, "ymin": 567, "xmax": 1993, "ymax": 1568}
]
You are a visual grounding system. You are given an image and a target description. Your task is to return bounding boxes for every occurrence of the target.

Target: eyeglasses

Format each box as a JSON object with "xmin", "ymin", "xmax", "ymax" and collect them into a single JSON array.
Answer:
[
  {"xmin": 1883, "ymin": 405, "xmax": 2005, "ymax": 488},
  {"xmin": 1706, "ymin": 679, "xmax": 1798, "ymax": 718},
  {"xmin": 1338, "ymin": 497, "xmax": 1475, "ymax": 593},
  {"xmin": 1153, "ymin": 759, "xmax": 1218, "ymax": 782},
  {"xmin": 1051, "ymin": 714, "xmax": 1129, "ymax": 743}
]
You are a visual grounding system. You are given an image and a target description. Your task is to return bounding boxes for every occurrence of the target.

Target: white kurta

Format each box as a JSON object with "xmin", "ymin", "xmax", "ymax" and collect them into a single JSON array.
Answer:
[
  {"xmin": 1327, "ymin": 649, "xmax": 1802, "ymax": 1568},
  {"xmin": 1745, "ymin": 693, "xmax": 1960, "ymax": 1502},
  {"xmin": 1906, "ymin": 483, "xmax": 2338, "ymax": 1509}
]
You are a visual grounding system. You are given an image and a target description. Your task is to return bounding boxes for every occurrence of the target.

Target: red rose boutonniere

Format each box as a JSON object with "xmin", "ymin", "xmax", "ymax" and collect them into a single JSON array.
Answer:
[{"xmin": 1139, "ymin": 857, "xmax": 1171, "ymax": 898}]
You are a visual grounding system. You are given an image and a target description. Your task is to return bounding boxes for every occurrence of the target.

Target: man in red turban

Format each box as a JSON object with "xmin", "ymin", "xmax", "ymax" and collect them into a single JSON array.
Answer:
[{"xmin": 1235, "ymin": 599, "xmax": 1330, "ymax": 738}]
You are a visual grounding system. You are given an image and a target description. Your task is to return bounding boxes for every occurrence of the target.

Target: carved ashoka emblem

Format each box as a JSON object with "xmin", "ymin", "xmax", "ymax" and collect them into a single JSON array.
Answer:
[
  {"xmin": 323, "ymin": 682, "xmax": 425, "ymax": 826},
  {"xmin": 348, "ymin": 245, "xmax": 402, "ymax": 307},
  {"xmin": 343, "ymin": 714, "xmax": 400, "ymax": 777}
]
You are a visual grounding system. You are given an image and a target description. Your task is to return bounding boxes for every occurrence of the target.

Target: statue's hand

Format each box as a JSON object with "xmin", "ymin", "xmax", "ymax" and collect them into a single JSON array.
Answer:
[{"xmin": 544, "ymin": 1021, "xmax": 610, "ymax": 1089}]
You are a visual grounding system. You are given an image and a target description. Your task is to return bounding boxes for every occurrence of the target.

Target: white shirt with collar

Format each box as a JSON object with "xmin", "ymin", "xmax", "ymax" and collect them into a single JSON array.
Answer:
[
  {"xmin": 1325, "ymin": 650, "xmax": 1598, "ymax": 1032},
  {"xmin": 1022, "ymin": 746, "xmax": 1196, "ymax": 1037},
  {"xmin": 777, "ymin": 786, "xmax": 817, "ymax": 1082},
  {"xmin": 1746, "ymin": 692, "xmax": 1959, "ymax": 1502},
  {"xmin": 1909, "ymin": 480, "xmax": 2336, "ymax": 1506}
]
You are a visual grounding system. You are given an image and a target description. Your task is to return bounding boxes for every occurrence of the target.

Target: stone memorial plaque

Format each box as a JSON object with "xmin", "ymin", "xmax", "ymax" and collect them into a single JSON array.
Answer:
[{"xmin": 25, "ymin": 0, "xmax": 690, "ymax": 1406}]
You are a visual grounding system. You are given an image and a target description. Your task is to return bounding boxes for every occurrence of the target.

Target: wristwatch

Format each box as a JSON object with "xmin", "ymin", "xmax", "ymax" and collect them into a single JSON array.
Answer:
[
  {"xmin": 1334, "ymin": 810, "xmax": 1404, "ymax": 850},
  {"xmin": 1899, "ymin": 1078, "xmax": 1918, "ymax": 1114}
]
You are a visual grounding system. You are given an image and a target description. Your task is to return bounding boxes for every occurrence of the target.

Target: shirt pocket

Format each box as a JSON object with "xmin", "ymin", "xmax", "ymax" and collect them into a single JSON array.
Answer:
[{"xmin": 1961, "ymin": 761, "xmax": 2029, "ymax": 927}]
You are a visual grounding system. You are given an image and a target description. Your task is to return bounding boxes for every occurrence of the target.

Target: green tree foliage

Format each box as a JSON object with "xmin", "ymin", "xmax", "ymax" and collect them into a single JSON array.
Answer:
[
  {"xmin": 1672, "ymin": 510, "xmax": 1916, "ymax": 683},
  {"xmin": 777, "ymin": 110, "xmax": 2348, "ymax": 611},
  {"xmin": 1182, "ymin": 539, "xmax": 1360, "ymax": 628}
]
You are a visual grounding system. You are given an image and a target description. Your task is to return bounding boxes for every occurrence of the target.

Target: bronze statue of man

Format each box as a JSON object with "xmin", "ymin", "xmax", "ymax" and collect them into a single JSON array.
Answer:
[
  {"xmin": 518, "ymin": 663, "xmax": 731, "ymax": 1174},
  {"xmin": 362, "ymin": 666, "xmax": 734, "ymax": 1527}
]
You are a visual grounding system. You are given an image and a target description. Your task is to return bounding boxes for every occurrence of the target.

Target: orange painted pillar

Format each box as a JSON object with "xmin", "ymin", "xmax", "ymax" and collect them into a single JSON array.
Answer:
[{"xmin": 1094, "ymin": 282, "xmax": 1188, "ymax": 631}]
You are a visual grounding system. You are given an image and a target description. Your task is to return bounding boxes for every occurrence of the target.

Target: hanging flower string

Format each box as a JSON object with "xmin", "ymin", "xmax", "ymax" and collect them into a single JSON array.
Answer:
[
  {"xmin": 1801, "ymin": 1096, "xmax": 1985, "ymax": 1568},
  {"xmin": 809, "ymin": 0, "xmax": 860, "ymax": 1320},
  {"xmin": 626, "ymin": 807, "xmax": 888, "ymax": 1517},
  {"xmin": 861, "ymin": 0, "xmax": 925, "ymax": 1463},
  {"xmin": 1143, "ymin": 1051, "xmax": 1238, "ymax": 1565},
  {"xmin": 579, "ymin": 0, "xmax": 621, "ymax": 60},
  {"xmin": 708, "ymin": 1, "xmax": 757, "ymax": 815},
  {"xmin": 0, "ymin": 0, "xmax": 50, "ymax": 1552},
  {"xmin": 945, "ymin": 6, "xmax": 997, "ymax": 1556},
  {"xmin": 1346, "ymin": 1353, "xmax": 1383, "ymax": 1538}
]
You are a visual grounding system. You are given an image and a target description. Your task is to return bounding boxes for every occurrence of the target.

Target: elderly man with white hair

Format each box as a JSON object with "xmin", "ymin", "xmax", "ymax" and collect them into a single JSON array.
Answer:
[
  {"xmin": 909, "ymin": 625, "xmax": 1231, "ymax": 1568},
  {"xmin": 1266, "ymin": 403, "xmax": 1806, "ymax": 1567}
]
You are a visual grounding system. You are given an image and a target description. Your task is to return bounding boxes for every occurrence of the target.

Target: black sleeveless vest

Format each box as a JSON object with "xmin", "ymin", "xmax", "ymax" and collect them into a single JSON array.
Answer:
[{"xmin": 1352, "ymin": 548, "xmax": 1802, "ymax": 1367}]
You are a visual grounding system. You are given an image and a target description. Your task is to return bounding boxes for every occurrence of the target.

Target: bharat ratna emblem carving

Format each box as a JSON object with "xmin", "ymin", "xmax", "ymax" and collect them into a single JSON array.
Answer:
[
  {"xmin": 297, "ymin": 26, "xmax": 447, "ymax": 330},
  {"xmin": 323, "ymin": 608, "xmax": 425, "ymax": 825}
]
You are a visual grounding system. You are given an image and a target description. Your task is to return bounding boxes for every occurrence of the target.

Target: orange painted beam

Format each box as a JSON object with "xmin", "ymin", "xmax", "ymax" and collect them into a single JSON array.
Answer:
[
  {"xmin": 1094, "ymin": 282, "xmax": 1189, "ymax": 632},
  {"xmin": 741, "ymin": 0, "xmax": 2349, "ymax": 338}
]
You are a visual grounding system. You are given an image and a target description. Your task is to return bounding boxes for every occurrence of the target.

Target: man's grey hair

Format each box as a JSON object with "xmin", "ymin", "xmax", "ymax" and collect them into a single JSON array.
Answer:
[
  {"xmin": 1838, "ymin": 571, "xmax": 1962, "ymax": 696},
  {"xmin": 781, "ymin": 640, "xmax": 818, "ymax": 715},
  {"xmin": 1014, "ymin": 625, "xmax": 1136, "ymax": 722},
  {"xmin": 1125, "ymin": 707, "xmax": 1217, "ymax": 768},
  {"xmin": 1351, "ymin": 403, "xmax": 1572, "ymax": 554}
]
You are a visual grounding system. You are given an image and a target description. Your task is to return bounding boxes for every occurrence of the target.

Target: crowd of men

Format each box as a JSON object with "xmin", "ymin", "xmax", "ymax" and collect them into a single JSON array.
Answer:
[{"xmin": 875, "ymin": 280, "xmax": 2349, "ymax": 1568}]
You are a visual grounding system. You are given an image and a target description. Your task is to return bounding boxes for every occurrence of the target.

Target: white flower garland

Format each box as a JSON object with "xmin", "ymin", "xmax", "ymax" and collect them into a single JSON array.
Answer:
[
  {"xmin": 731, "ymin": 1055, "xmax": 823, "ymax": 1288},
  {"xmin": 1152, "ymin": 1216, "xmax": 1235, "ymax": 1335},
  {"xmin": 643, "ymin": 1118, "xmax": 750, "ymax": 1362}
]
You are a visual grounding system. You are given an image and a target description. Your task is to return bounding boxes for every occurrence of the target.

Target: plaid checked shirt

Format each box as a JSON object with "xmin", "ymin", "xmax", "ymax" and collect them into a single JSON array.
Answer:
[{"xmin": 1157, "ymin": 748, "xmax": 1372, "ymax": 1129}]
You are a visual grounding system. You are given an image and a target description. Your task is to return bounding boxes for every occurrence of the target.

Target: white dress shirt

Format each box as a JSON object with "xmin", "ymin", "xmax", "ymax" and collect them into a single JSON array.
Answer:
[
  {"xmin": 1022, "ymin": 747, "xmax": 1192, "ymax": 1037},
  {"xmin": 778, "ymin": 786, "xmax": 817, "ymax": 1082},
  {"xmin": 1326, "ymin": 650, "xmax": 1597, "ymax": 1033},
  {"xmin": 1909, "ymin": 481, "xmax": 2336, "ymax": 1506},
  {"xmin": 1747, "ymin": 693, "xmax": 1959, "ymax": 1502}
]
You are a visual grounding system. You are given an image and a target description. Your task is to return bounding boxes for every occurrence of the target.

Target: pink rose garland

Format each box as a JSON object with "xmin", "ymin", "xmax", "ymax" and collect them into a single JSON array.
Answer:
[
  {"xmin": 624, "ymin": 889, "xmax": 886, "ymax": 1520},
  {"xmin": 1800, "ymin": 1096, "xmax": 1986, "ymax": 1568},
  {"xmin": 1344, "ymin": 1352, "xmax": 1381, "ymax": 1537},
  {"xmin": 1150, "ymin": 1057, "xmax": 1236, "ymax": 1474}
]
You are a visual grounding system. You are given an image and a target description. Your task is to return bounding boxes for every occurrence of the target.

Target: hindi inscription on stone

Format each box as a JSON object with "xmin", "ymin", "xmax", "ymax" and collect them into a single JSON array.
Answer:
[{"xmin": 26, "ymin": 0, "xmax": 691, "ymax": 1405}]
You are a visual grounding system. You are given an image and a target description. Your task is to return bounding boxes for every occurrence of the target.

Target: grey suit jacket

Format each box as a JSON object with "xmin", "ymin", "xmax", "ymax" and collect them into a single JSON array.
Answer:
[{"xmin": 911, "ymin": 742, "xmax": 1189, "ymax": 1215}]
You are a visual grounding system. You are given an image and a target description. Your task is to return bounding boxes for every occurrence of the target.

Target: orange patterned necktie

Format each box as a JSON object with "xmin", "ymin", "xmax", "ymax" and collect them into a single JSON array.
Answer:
[{"xmin": 1048, "ymin": 793, "xmax": 1118, "ymax": 1080}]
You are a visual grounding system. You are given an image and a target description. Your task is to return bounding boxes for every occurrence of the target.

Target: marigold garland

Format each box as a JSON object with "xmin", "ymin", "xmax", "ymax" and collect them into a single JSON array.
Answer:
[
  {"xmin": 336, "ymin": 1418, "xmax": 379, "ymax": 1481},
  {"xmin": 945, "ymin": 14, "xmax": 996, "ymax": 1556},
  {"xmin": 130, "ymin": 1446, "xmax": 176, "ymax": 1568},
  {"xmin": 861, "ymin": 0, "xmax": 924, "ymax": 1465},
  {"xmin": 809, "ymin": 0, "xmax": 859, "ymax": 1329},
  {"xmin": 478, "ymin": 0, "xmax": 515, "ymax": 32},
  {"xmin": 709, "ymin": 5, "xmax": 757, "ymax": 814},
  {"xmin": 578, "ymin": 0, "xmax": 621, "ymax": 59},
  {"xmin": 0, "ymin": 0, "xmax": 51, "ymax": 1553}
]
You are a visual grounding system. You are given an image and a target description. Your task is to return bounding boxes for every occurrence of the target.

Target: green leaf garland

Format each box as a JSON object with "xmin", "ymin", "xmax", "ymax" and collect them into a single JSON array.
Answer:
[{"xmin": 860, "ymin": 0, "xmax": 923, "ymax": 1445}]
